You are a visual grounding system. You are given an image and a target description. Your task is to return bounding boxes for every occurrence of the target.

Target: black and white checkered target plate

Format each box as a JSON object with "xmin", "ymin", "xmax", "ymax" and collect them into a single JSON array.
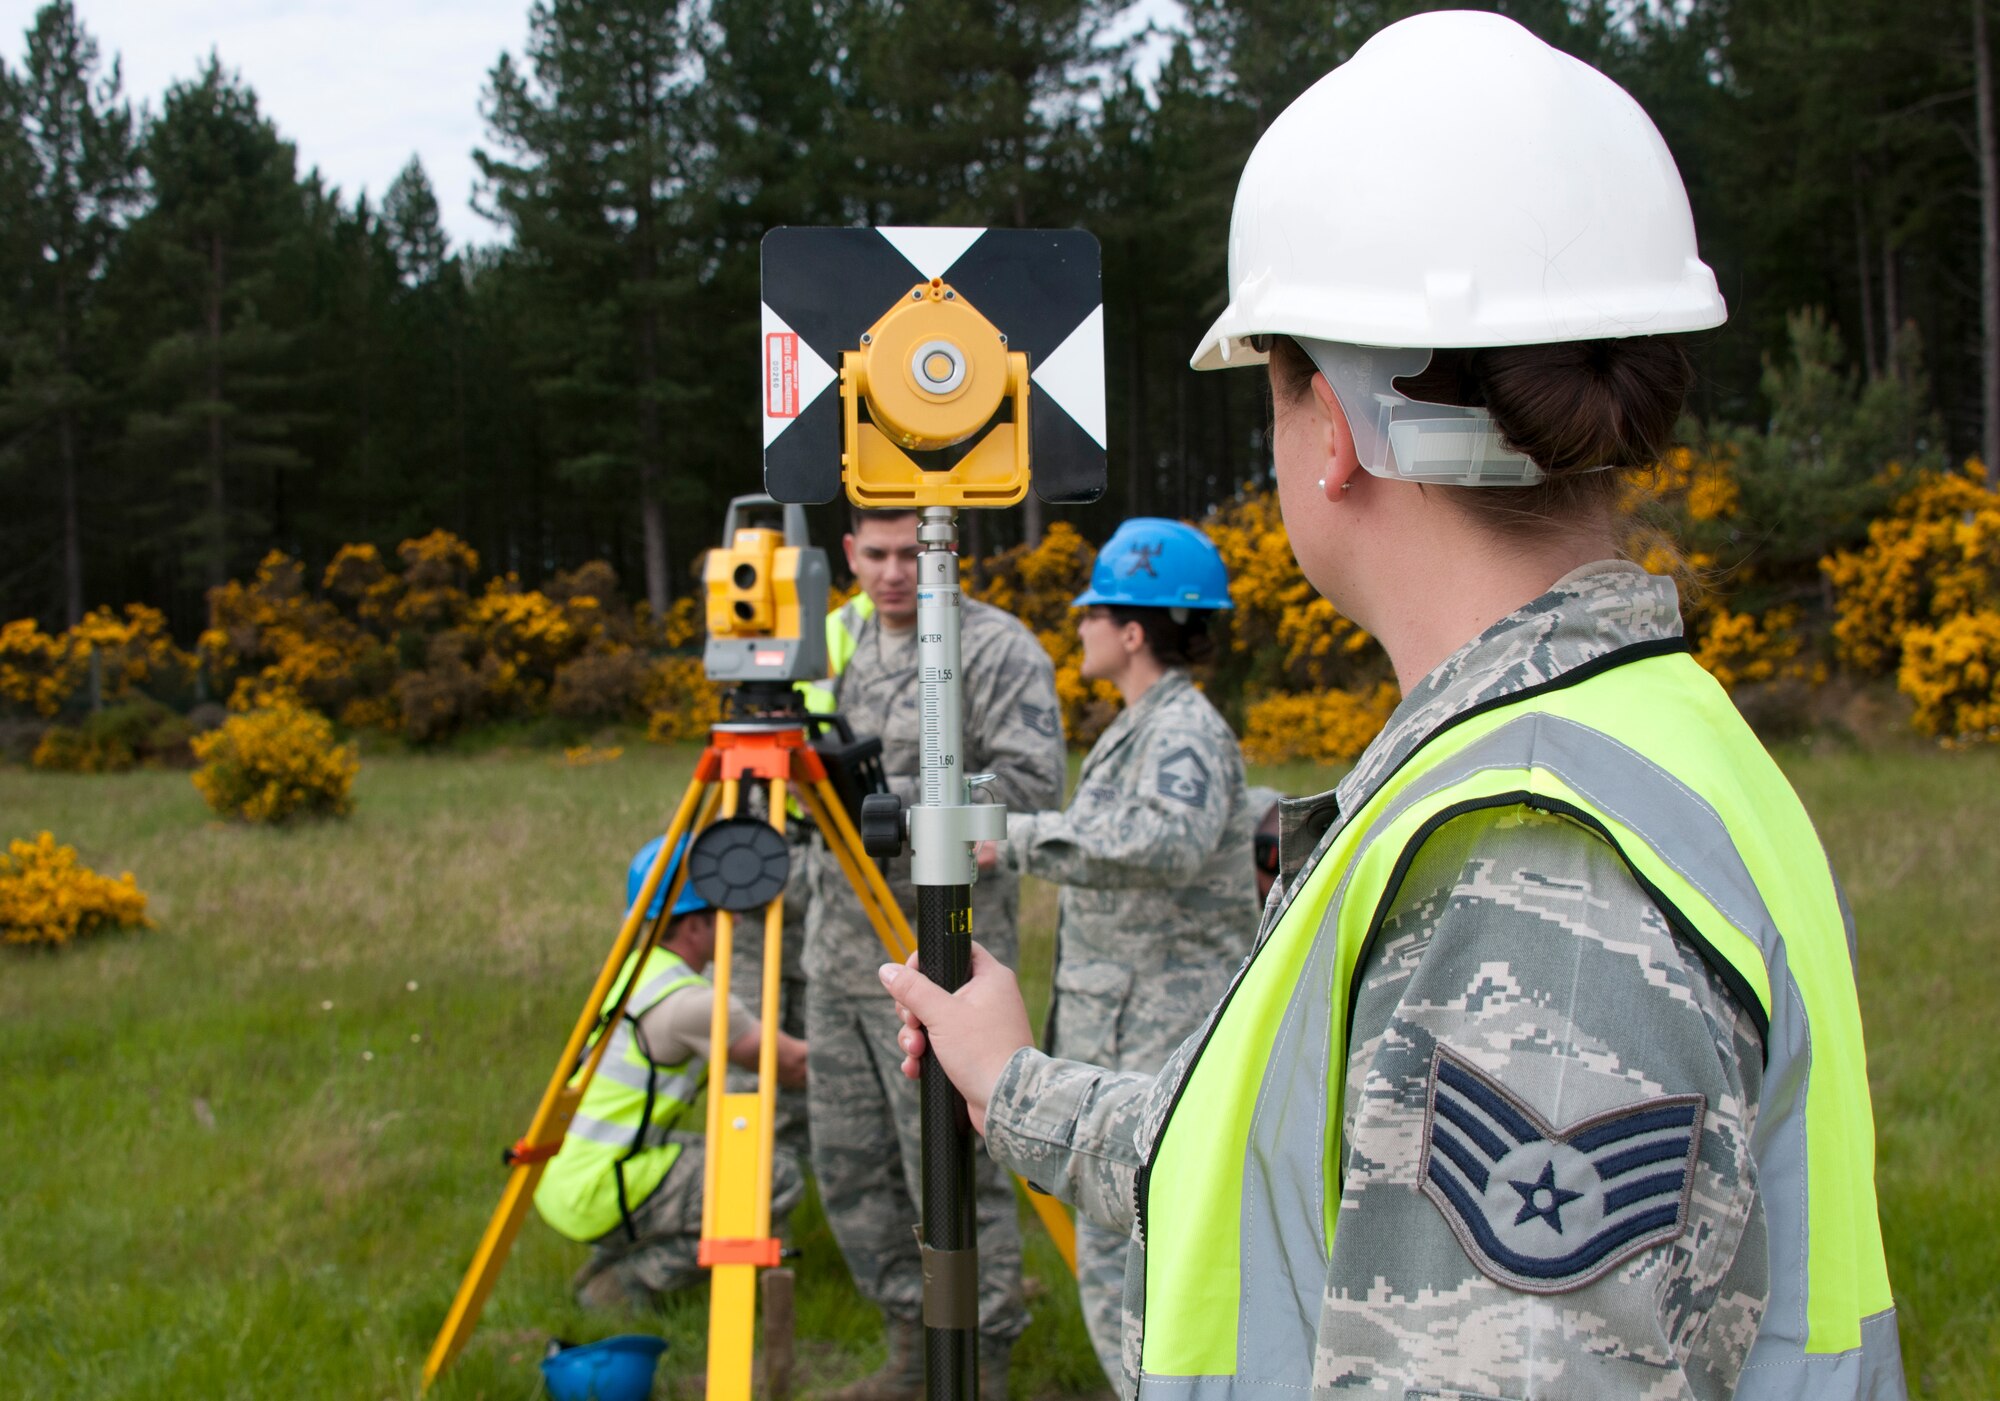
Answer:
[{"xmin": 760, "ymin": 227, "xmax": 1106, "ymax": 505}]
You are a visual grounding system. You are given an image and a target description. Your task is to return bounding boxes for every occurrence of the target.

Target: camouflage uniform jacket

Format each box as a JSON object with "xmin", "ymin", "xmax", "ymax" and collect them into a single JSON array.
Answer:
[
  {"xmin": 981, "ymin": 562, "xmax": 1773, "ymax": 1399},
  {"xmin": 806, "ymin": 597, "xmax": 1066, "ymax": 997},
  {"xmin": 1003, "ymin": 667, "xmax": 1258, "ymax": 1072}
]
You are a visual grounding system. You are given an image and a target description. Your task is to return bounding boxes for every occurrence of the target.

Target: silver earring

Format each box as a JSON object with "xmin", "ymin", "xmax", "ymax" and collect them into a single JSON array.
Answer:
[
  {"xmin": 1341, "ymin": 481, "xmax": 1353, "ymax": 493},
  {"xmin": 1317, "ymin": 478, "xmax": 1326, "ymax": 491}
]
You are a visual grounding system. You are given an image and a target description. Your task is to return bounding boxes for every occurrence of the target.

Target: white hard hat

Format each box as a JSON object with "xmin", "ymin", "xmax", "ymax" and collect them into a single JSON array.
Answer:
[{"xmin": 1190, "ymin": 11, "xmax": 1726, "ymax": 486}]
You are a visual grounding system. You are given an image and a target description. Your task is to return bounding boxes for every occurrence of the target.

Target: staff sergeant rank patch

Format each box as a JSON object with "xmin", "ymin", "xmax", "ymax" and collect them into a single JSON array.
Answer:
[{"xmin": 1418, "ymin": 1046, "xmax": 1705, "ymax": 1293}]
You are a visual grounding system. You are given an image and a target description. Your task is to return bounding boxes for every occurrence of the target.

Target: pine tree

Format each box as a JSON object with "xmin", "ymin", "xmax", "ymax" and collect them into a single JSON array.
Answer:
[
  {"xmin": 0, "ymin": 1, "xmax": 138, "ymax": 625},
  {"xmin": 120, "ymin": 56, "xmax": 308, "ymax": 597},
  {"xmin": 477, "ymin": 0, "xmax": 712, "ymax": 613}
]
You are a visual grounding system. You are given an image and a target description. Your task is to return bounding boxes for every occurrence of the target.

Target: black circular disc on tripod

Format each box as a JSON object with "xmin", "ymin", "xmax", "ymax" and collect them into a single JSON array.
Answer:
[{"xmin": 688, "ymin": 818, "xmax": 791, "ymax": 912}]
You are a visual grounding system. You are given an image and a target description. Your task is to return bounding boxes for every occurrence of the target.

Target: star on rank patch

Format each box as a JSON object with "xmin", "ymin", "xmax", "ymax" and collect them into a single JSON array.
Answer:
[{"xmin": 1418, "ymin": 1046, "xmax": 1705, "ymax": 1294}]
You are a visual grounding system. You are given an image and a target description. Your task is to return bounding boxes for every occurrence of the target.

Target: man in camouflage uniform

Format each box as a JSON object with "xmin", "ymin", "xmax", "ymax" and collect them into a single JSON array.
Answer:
[
  {"xmin": 1000, "ymin": 520, "xmax": 1259, "ymax": 1392},
  {"xmin": 807, "ymin": 508, "xmax": 1066, "ymax": 1399},
  {"xmin": 943, "ymin": 566, "xmax": 1799, "ymax": 1397}
]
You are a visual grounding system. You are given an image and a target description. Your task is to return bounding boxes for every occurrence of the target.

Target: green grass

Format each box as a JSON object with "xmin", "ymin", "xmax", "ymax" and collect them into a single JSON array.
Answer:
[{"xmin": 2, "ymin": 742, "xmax": 1995, "ymax": 1398}]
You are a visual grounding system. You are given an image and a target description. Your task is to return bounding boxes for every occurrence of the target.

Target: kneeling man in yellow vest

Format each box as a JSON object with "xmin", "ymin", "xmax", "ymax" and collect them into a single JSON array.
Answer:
[{"xmin": 535, "ymin": 835, "xmax": 809, "ymax": 1310}]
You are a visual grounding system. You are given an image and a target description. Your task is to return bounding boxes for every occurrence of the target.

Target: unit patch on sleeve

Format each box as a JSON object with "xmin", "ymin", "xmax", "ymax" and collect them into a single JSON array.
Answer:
[
  {"xmin": 1417, "ymin": 1046, "xmax": 1704, "ymax": 1294},
  {"xmin": 1154, "ymin": 746, "xmax": 1211, "ymax": 808}
]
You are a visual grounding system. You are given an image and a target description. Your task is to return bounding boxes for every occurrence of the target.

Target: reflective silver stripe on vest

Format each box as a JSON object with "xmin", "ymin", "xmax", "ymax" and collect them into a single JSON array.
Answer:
[
  {"xmin": 628, "ymin": 965, "xmax": 692, "ymax": 1012},
  {"xmin": 585, "ymin": 1021, "xmax": 709, "ymax": 1109},
  {"xmin": 1171, "ymin": 711, "xmax": 1904, "ymax": 1401},
  {"xmin": 567, "ymin": 1113, "xmax": 705, "ymax": 1150}
]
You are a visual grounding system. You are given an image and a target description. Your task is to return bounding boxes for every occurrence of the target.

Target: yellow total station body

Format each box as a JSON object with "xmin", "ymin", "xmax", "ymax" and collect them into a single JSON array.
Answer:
[
  {"xmin": 841, "ymin": 280, "xmax": 1031, "ymax": 508},
  {"xmin": 705, "ymin": 527, "xmax": 813, "ymax": 641}
]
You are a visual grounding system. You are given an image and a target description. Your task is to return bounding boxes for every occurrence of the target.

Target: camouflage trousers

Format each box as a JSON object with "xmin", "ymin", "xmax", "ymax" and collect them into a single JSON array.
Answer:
[
  {"xmin": 572, "ymin": 1137, "xmax": 805, "ymax": 1306},
  {"xmin": 1075, "ymin": 1215, "xmax": 1131, "ymax": 1394},
  {"xmin": 806, "ymin": 988, "xmax": 1027, "ymax": 1340}
]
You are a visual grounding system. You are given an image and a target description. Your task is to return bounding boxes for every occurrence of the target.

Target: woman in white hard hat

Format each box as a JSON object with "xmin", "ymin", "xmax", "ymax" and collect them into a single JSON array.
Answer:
[
  {"xmin": 996, "ymin": 517, "xmax": 1259, "ymax": 1389},
  {"xmin": 879, "ymin": 11, "xmax": 1905, "ymax": 1401}
]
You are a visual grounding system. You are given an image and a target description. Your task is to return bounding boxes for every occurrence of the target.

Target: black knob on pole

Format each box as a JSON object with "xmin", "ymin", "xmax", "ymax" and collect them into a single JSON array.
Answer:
[{"xmin": 860, "ymin": 792, "xmax": 906, "ymax": 859}]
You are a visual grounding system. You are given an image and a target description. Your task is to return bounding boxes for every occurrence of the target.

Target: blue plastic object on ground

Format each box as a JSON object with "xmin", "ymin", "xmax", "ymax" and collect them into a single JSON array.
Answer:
[{"xmin": 539, "ymin": 1334, "xmax": 669, "ymax": 1401}]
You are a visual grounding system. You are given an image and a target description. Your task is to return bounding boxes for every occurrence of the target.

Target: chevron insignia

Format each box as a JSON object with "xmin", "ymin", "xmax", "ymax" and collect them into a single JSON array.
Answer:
[{"xmin": 1418, "ymin": 1046, "xmax": 1705, "ymax": 1293}]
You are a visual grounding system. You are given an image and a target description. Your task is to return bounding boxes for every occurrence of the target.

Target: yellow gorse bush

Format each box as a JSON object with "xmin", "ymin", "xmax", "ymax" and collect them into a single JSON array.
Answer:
[
  {"xmin": 1241, "ymin": 684, "xmax": 1401, "ymax": 766},
  {"xmin": 0, "ymin": 832, "xmax": 151, "ymax": 948},
  {"xmin": 0, "ymin": 605, "xmax": 195, "ymax": 717},
  {"xmin": 191, "ymin": 701, "xmax": 360, "ymax": 824},
  {"xmin": 1823, "ymin": 462, "xmax": 2000, "ymax": 673},
  {"xmin": 1898, "ymin": 610, "xmax": 2000, "ymax": 743}
]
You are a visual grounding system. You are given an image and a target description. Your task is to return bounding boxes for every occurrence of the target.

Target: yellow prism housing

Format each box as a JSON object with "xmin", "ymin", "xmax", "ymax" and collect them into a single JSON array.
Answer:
[
  {"xmin": 840, "ymin": 279, "xmax": 1031, "ymax": 508},
  {"xmin": 704, "ymin": 527, "xmax": 812, "ymax": 641}
]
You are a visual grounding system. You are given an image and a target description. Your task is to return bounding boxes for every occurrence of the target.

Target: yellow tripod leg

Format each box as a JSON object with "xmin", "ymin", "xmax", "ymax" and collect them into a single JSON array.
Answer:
[
  {"xmin": 703, "ymin": 776, "xmax": 788, "ymax": 1401},
  {"xmin": 422, "ymin": 777, "xmax": 718, "ymax": 1388},
  {"xmin": 800, "ymin": 780, "xmax": 1077, "ymax": 1274}
]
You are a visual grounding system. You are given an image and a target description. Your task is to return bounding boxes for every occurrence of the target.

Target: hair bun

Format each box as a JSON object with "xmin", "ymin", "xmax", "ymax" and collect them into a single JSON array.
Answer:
[{"xmin": 1474, "ymin": 337, "xmax": 1690, "ymax": 476}]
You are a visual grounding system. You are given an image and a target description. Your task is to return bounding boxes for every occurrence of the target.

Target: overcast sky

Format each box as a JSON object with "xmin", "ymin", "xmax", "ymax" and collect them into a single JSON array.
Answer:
[{"xmin": 1, "ymin": 0, "xmax": 1183, "ymax": 257}]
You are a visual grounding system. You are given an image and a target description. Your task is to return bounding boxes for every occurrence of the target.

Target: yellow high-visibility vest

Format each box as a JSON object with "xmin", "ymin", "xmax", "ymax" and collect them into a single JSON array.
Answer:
[
  {"xmin": 1139, "ymin": 645, "xmax": 1903, "ymax": 1401},
  {"xmin": 797, "ymin": 593, "xmax": 874, "ymax": 714},
  {"xmin": 534, "ymin": 948, "xmax": 708, "ymax": 1242}
]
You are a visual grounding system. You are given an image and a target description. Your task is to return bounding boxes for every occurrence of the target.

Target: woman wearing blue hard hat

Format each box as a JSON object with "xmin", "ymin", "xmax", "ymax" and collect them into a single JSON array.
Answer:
[
  {"xmin": 533, "ymin": 834, "xmax": 809, "ymax": 1310},
  {"xmin": 880, "ymin": 10, "xmax": 1903, "ymax": 1401},
  {"xmin": 992, "ymin": 516, "xmax": 1259, "ymax": 1388}
]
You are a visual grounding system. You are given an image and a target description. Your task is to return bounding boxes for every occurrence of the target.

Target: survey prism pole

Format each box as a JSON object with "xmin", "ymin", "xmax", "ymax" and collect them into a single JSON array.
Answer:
[
  {"xmin": 906, "ymin": 506, "xmax": 1004, "ymax": 1396},
  {"xmin": 761, "ymin": 226, "xmax": 1106, "ymax": 1401}
]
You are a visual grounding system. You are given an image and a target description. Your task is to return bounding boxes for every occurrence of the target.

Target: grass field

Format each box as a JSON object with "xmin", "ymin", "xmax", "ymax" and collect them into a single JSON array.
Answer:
[{"xmin": 2, "ymin": 740, "xmax": 1995, "ymax": 1399}]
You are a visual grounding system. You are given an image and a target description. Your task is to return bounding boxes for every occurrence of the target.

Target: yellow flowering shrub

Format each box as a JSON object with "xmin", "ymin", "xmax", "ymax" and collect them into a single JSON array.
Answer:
[
  {"xmin": 644, "ymin": 657, "xmax": 720, "ymax": 743},
  {"xmin": 1692, "ymin": 607, "xmax": 1806, "ymax": 692},
  {"xmin": 395, "ymin": 529, "xmax": 480, "ymax": 627},
  {"xmin": 1822, "ymin": 462, "xmax": 2000, "ymax": 674},
  {"xmin": 0, "ymin": 832, "xmax": 151, "ymax": 947},
  {"xmin": 1241, "ymin": 683, "xmax": 1400, "ymax": 765},
  {"xmin": 203, "ymin": 551, "xmax": 384, "ymax": 719},
  {"xmin": 1897, "ymin": 610, "xmax": 2000, "ymax": 743},
  {"xmin": 0, "ymin": 607, "xmax": 194, "ymax": 718},
  {"xmin": 191, "ymin": 701, "xmax": 359, "ymax": 823},
  {"xmin": 0, "ymin": 618, "xmax": 74, "ymax": 716}
]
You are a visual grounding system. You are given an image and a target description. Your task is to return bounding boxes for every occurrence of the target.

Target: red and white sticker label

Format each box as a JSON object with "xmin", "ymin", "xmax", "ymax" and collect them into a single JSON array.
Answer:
[{"xmin": 766, "ymin": 332, "xmax": 800, "ymax": 419}]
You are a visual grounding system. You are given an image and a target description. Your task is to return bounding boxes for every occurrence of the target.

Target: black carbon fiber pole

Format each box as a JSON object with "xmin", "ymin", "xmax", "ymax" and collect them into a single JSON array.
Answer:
[
  {"xmin": 908, "ymin": 506, "xmax": 995, "ymax": 1401},
  {"xmin": 917, "ymin": 882, "xmax": 978, "ymax": 1398}
]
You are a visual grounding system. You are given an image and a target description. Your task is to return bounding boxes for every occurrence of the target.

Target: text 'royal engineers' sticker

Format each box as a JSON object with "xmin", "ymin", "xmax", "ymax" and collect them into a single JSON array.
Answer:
[
  {"xmin": 1419, "ymin": 1046, "xmax": 1704, "ymax": 1294},
  {"xmin": 766, "ymin": 331, "xmax": 800, "ymax": 419},
  {"xmin": 1155, "ymin": 746, "xmax": 1211, "ymax": 808}
]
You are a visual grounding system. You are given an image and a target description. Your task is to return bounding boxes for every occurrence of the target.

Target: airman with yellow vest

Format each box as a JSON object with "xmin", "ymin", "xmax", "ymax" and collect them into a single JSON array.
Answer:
[
  {"xmin": 876, "ymin": 13, "xmax": 1904, "ymax": 1401},
  {"xmin": 535, "ymin": 835, "xmax": 808, "ymax": 1310}
]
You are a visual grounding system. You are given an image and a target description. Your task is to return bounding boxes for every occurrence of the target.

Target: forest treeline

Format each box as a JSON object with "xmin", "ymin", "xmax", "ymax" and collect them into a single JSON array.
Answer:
[{"xmin": 3, "ymin": 0, "xmax": 1998, "ymax": 637}]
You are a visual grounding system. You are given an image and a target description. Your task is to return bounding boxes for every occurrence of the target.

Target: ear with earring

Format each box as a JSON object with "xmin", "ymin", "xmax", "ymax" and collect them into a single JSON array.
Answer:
[{"xmin": 1319, "ymin": 478, "xmax": 1353, "ymax": 495}]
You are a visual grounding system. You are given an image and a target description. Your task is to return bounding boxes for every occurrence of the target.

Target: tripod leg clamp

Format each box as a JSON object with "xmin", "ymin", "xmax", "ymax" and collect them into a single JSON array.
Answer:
[
  {"xmin": 700, "ymin": 1237, "xmax": 784, "ymax": 1268},
  {"xmin": 503, "ymin": 1138, "xmax": 561, "ymax": 1167},
  {"xmin": 915, "ymin": 1230, "xmax": 980, "ymax": 1330}
]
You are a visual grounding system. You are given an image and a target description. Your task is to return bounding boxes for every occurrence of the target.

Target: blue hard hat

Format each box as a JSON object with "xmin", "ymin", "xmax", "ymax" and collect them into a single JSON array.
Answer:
[
  {"xmin": 539, "ymin": 1335, "xmax": 668, "ymax": 1401},
  {"xmin": 627, "ymin": 835, "xmax": 710, "ymax": 922},
  {"xmin": 1074, "ymin": 518, "xmax": 1232, "ymax": 612}
]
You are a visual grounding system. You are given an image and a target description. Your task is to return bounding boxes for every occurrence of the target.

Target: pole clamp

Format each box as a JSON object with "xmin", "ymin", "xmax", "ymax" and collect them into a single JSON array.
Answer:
[{"xmin": 917, "ymin": 1236, "xmax": 980, "ymax": 1330}]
